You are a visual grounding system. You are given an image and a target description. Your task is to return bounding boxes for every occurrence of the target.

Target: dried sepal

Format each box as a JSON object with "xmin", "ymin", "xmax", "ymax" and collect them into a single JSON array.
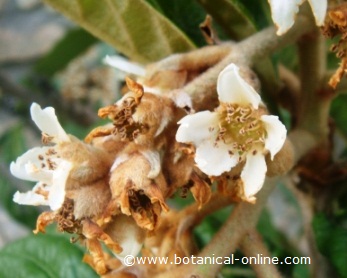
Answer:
[
  {"xmin": 189, "ymin": 172, "xmax": 212, "ymax": 209},
  {"xmin": 84, "ymin": 125, "xmax": 114, "ymax": 143},
  {"xmin": 125, "ymin": 77, "xmax": 145, "ymax": 104},
  {"xmin": 329, "ymin": 3, "xmax": 347, "ymax": 28},
  {"xmin": 322, "ymin": 3, "xmax": 347, "ymax": 88},
  {"xmin": 200, "ymin": 15, "xmax": 217, "ymax": 45},
  {"xmin": 85, "ymin": 238, "xmax": 110, "ymax": 275},
  {"xmin": 34, "ymin": 211, "xmax": 56, "ymax": 234},
  {"xmin": 329, "ymin": 57, "xmax": 347, "ymax": 88},
  {"xmin": 82, "ymin": 218, "xmax": 123, "ymax": 254},
  {"xmin": 214, "ymin": 162, "xmax": 249, "ymax": 203}
]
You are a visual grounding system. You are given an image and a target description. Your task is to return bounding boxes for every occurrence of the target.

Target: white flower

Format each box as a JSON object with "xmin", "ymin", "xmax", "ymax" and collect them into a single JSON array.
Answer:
[
  {"xmin": 103, "ymin": 55, "xmax": 146, "ymax": 77},
  {"xmin": 10, "ymin": 103, "xmax": 72, "ymax": 210},
  {"xmin": 269, "ymin": 0, "xmax": 327, "ymax": 35},
  {"xmin": 104, "ymin": 54, "xmax": 162, "ymax": 95},
  {"xmin": 176, "ymin": 64, "xmax": 287, "ymax": 201}
]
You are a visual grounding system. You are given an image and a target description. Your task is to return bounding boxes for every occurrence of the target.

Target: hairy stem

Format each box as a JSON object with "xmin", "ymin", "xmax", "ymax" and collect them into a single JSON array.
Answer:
[
  {"xmin": 240, "ymin": 230, "xmax": 283, "ymax": 278},
  {"xmin": 297, "ymin": 30, "xmax": 329, "ymax": 139},
  {"xmin": 174, "ymin": 193, "xmax": 234, "ymax": 225},
  {"xmin": 183, "ymin": 16, "xmax": 315, "ymax": 111},
  {"xmin": 155, "ymin": 178, "xmax": 277, "ymax": 278}
]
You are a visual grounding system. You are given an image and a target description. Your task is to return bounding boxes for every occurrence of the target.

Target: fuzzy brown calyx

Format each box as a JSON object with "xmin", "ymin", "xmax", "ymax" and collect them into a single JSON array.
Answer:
[
  {"xmin": 102, "ymin": 152, "xmax": 169, "ymax": 230},
  {"xmin": 58, "ymin": 136, "xmax": 113, "ymax": 185},
  {"xmin": 96, "ymin": 79, "xmax": 175, "ymax": 146}
]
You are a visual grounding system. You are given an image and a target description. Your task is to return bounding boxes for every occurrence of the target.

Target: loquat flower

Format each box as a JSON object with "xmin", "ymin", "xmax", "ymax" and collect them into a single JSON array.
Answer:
[
  {"xmin": 176, "ymin": 64, "xmax": 287, "ymax": 202},
  {"xmin": 10, "ymin": 103, "xmax": 72, "ymax": 210},
  {"xmin": 10, "ymin": 103, "xmax": 113, "ymax": 214},
  {"xmin": 268, "ymin": 0, "xmax": 327, "ymax": 35}
]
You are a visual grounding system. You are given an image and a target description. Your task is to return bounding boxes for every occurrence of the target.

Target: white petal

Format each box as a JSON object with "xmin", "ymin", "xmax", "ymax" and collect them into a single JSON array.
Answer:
[
  {"xmin": 170, "ymin": 90, "xmax": 193, "ymax": 111},
  {"xmin": 30, "ymin": 103, "xmax": 70, "ymax": 142},
  {"xmin": 142, "ymin": 85, "xmax": 162, "ymax": 95},
  {"xmin": 116, "ymin": 236, "xmax": 143, "ymax": 265},
  {"xmin": 49, "ymin": 160, "xmax": 72, "ymax": 210},
  {"xmin": 195, "ymin": 140, "xmax": 239, "ymax": 176},
  {"xmin": 103, "ymin": 55, "xmax": 146, "ymax": 77},
  {"xmin": 217, "ymin": 63, "xmax": 261, "ymax": 108},
  {"xmin": 241, "ymin": 150, "xmax": 267, "ymax": 200},
  {"xmin": 10, "ymin": 147, "xmax": 54, "ymax": 182},
  {"xmin": 154, "ymin": 116, "xmax": 169, "ymax": 137},
  {"xmin": 140, "ymin": 150, "xmax": 161, "ymax": 179},
  {"xmin": 261, "ymin": 115, "xmax": 287, "ymax": 159},
  {"xmin": 112, "ymin": 216, "xmax": 144, "ymax": 264},
  {"xmin": 176, "ymin": 111, "xmax": 219, "ymax": 145},
  {"xmin": 268, "ymin": 0, "xmax": 304, "ymax": 35},
  {"xmin": 308, "ymin": 0, "xmax": 327, "ymax": 26},
  {"xmin": 13, "ymin": 182, "xmax": 50, "ymax": 206},
  {"xmin": 110, "ymin": 154, "xmax": 130, "ymax": 172}
]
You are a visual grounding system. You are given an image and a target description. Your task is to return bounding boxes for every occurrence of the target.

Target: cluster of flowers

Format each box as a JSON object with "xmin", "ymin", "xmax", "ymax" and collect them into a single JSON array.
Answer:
[
  {"xmin": 10, "ymin": 0, "xmax": 343, "ymax": 275},
  {"xmin": 10, "ymin": 61, "xmax": 286, "ymax": 276}
]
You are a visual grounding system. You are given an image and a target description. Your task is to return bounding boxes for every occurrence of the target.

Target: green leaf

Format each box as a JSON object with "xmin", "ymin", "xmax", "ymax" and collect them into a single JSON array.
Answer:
[
  {"xmin": 145, "ymin": 0, "xmax": 208, "ymax": 46},
  {"xmin": 35, "ymin": 28, "xmax": 98, "ymax": 77},
  {"xmin": 196, "ymin": 0, "xmax": 257, "ymax": 41},
  {"xmin": 292, "ymin": 263, "xmax": 310, "ymax": 278},
  {"xmin": 313, "ymin": 213, "xmax": 347, "ymax": 278},
  {"xmin": 0, "ymin": 176, "xmax": 40, "ymax": 229},
  {"xmin": 241, "ymin": 0, "xmax": 272, "ymax": 30},
  {"xmin": 42, "ymin": 0, "xmax": 196, "ymax": 63},
  {"xmin": 0, "ymin": 234, "xmax": 97, "ymax": 278},
  {"xmin": 331, "ymin": 94, "xmax": 347, "ymax": 137},
  {"xmin": 0, "ymin": 124, "xmax": 26, "ymax": 164}
]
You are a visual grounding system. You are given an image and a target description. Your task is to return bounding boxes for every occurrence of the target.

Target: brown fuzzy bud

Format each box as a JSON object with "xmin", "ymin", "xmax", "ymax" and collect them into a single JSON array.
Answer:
[
  {"xmin": 266, "ymin": 138, "xmax": 294, "ymax": 177},
  {"xmin": 103, "ymin": 151, "xmax": 169, "ymax": 230},
  {"xmin": 59, "ymin": 136, "xmax": 113, "ymax": 185}
]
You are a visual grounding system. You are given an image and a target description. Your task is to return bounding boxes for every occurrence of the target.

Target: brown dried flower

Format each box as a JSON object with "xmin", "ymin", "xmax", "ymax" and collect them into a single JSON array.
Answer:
[{"xmin": 322, "ymin": 3, "xmax": 347, "ymax": 88}]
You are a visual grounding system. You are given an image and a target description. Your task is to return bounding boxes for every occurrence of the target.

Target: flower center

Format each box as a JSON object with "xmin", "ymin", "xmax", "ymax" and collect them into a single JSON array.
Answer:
[{"xmin": 216, "ymin": 104, "xmax": 266, "ymax": 156}]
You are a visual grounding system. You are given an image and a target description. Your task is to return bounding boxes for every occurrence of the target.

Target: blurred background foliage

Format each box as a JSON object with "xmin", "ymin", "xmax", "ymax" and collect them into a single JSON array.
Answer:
[{"xmin": 0, "ymin": 0, "xmax": 346, "ymax": 277}]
